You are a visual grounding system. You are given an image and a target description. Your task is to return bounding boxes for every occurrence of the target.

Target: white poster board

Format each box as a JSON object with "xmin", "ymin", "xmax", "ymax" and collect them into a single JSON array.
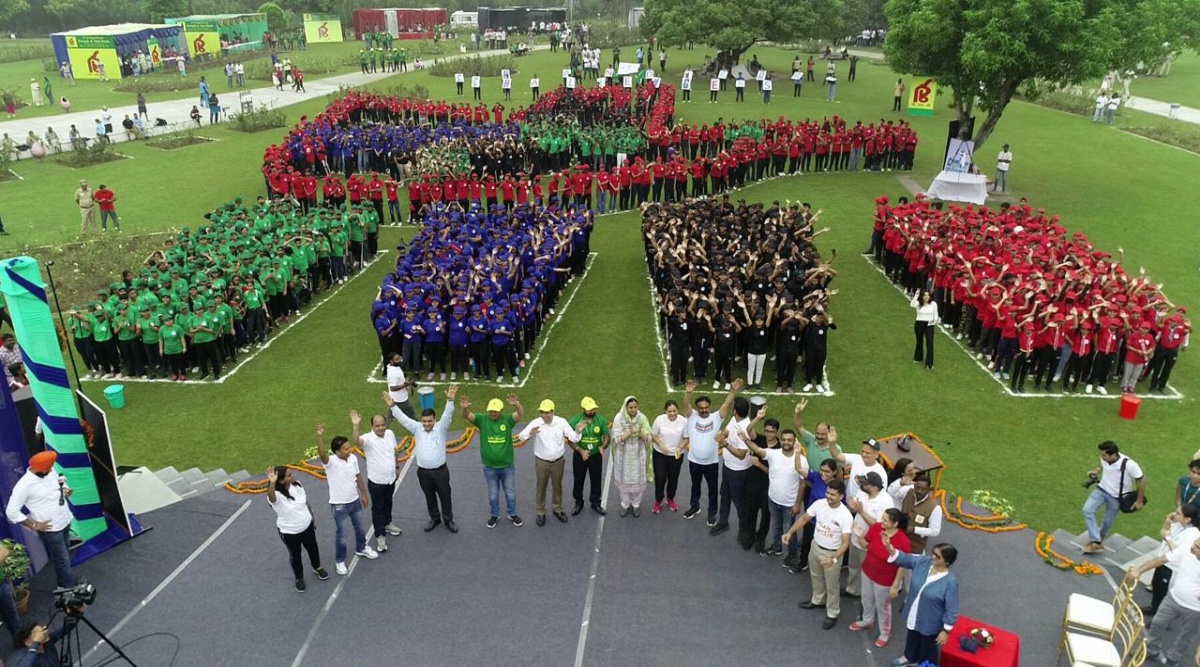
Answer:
[{"xmin": 681, "ymin": 70, "xmax": 693, "ymax": 90}]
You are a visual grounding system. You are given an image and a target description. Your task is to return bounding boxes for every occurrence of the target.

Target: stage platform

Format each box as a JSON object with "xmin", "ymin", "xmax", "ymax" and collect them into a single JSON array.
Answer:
[{"xmin": 14, "ymin": 438, "xmax": 1112, "ymax": 667}]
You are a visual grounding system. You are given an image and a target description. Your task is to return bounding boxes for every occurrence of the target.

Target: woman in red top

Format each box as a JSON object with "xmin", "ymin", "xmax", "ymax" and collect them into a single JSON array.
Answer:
[{"xmin": 851, "ymin": 508, "xmax": 911, "ymax": 647}]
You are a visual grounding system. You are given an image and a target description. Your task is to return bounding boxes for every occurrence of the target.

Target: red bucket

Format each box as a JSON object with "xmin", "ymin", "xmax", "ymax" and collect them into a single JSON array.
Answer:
[{"xmin": 1119, "ymin": 395, "xmax": 1141, "ymax": 420}]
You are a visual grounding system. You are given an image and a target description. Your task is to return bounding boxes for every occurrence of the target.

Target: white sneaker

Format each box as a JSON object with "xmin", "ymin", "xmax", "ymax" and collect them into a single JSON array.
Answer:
[
  {"xmin": 713, "ymin": 381, "xmax": 720, "ymax": 389},
  {"xmin": 987, "ymin": 361, "xmax": 995, "ymax": 370},
  {"xmin": 955, "ymin": 333, "xmax": 963, "ymax": 340},
  {"xmin": 1085, "ymin": 384, "xmax": 1093, "ymax": 394},
  {"xmin": 385, "ymin": 524, "xmax": 402, "ymax": 536},
  {"xmin": 450, "ymin": 373, "xmax": 457, "ymax": 381},
  {"xmin": 1097, "ymin": 386, "xmax": 1108, "ymax": 396},
  {"xmin": 1053, "ymin": 374, "xmax": 1062, "ymax": 383},
  {"xmin": 724, "ymin": 383, "xmax": 731, "ymax": 390},
  {"xmin": 802, "ymin": 383, "xmax": 814, "ymax": 392},
  {"xmin": 356, "ymin": 546, "xmax": 379, "ymax": 559},
  {"xmin": 375, "ymin": 536, "xmax": 388, "ymax": 552},
  {"xmin": 335, "ymin": 562, "xmax": 348, "ymax": 575}
]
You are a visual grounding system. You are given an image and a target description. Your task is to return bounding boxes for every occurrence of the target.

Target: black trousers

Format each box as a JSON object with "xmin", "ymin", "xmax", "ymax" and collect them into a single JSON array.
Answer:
[
  {"xmin": 1149, "ymin": 347, "xmax": 1180, "ymax": 390},
  {"xmin": 652, "ymin": 450, "xmax": 682, "ymax": 502},
  {"xmin": 280, "ymin": 521, "xmax": 321, "ymax": 580},
  {"xmin": 717, "ymin": 466, "xmax": 748, "ymax": 530},
  {"xmin": 689, "ymin": 461, "xmax": 719, "ymax": 515},
  {"xmin": 194, "ymin": 340, "xmax": 221, "ymax": 378},
  {"xmin": 913, "ymin": 321, "xmax": 934, "ymax": 367},
  {"xmin": 744, "ymin": 471, "xmax": 771, "ymax": 544},
  {"xmin": 417, "ymin": 465, "xmax": 453, "ymax": 520},
  {"xmin": 367, "ymin": 480, "xmax": 395, "ymax": 534},
  {"xmin": 903, "ymin": 630, "xmax": 940, "ymax": 665},
  {"xmin": 572, "ymin": 451, "xmax": 603, "ymax": 505}
]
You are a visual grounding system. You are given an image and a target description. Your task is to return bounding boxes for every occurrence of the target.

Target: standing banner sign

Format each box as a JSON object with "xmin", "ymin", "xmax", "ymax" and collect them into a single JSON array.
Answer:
[
  {"xmin": 66, "ymin": 35, "xmax": 122, "ymax": 81},
  {"xmin": 944, "ymin": 138, "xmax": 975, "ymax": 173},
  {"xmin": 908, "ymin": 77, "xmax": 937, "ymax": 116},
  {"xmin": 304, "ymin": 13, "xmax": 344, "ymax": 43},
  {"xmin": 183, "ymin": 19, "xmax": 219, "ymax": 58}
]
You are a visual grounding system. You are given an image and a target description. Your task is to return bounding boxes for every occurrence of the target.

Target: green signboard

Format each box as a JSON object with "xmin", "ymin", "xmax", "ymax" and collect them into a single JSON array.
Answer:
[
  {"xmin": 185, "ymin": 19, "xmax": 220, "ymax": 32},
  {"xmin": 66, "ymin": 35, "xmax": 116, "ymax": 49}
]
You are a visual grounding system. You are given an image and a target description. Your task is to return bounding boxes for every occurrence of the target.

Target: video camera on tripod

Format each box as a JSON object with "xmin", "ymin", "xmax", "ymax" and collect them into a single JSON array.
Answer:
[{"xmin": 53, "ymin": 583, "xmax": 96, "ymax": 613}]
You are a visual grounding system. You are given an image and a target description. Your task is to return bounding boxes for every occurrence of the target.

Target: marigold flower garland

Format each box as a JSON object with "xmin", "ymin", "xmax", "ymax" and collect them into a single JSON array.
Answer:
[
  {"xmin": 1035, "ymin": 531, "xmax": 1104, "ymax": 576},
  {"xmin": 938, "ymin": 490, "xmax": 1026, "ymax": 533},
  {"xmin": 224, "ymin": 428, "xmax": 478, "ymax": 494}
]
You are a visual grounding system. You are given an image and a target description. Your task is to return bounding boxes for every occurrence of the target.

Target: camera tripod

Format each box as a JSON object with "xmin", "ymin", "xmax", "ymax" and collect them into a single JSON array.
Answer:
[{"xmin": 55, "ymin": 610, "xmax": 138, "ymax": 667}]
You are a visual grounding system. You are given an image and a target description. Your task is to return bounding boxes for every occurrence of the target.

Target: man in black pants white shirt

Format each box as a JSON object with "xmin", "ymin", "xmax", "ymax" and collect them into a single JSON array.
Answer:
[
  {"xmin": 386, "ymin": 386, "xmax": 460, "ymax": 533},
  {"xmin": 351, "ymin": 410, "xmax": 403, "ymax": 553}
]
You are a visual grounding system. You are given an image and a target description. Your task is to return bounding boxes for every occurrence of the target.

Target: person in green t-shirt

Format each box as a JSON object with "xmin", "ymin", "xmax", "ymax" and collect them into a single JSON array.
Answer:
[
  {"xmin": 242, "ymin": 282, "xmax": 268, "ymax": 346},
  {"xmin": 191, "ymin": 304, "xmax": 222, "ymax": 380},
  {"xmin": 136, "ymin": 306, "xmax": 161, "ymax": 378},
  {"xmin": 459, "ymin": 393, "xmax": 525, "ymax": 527},
  {"xmin": 214, "ymin": 295, "xmax": 237, "ymax": 364},
  {"xmin": 115, "ymin": 304, "xmax": 143, "ymax": 378},
  {"xmin": 90, "ymin": 309, "xmax": 118, "ymax": 378},
  {"xmin": 568, "ymin": 396, "xmax": 611, "ymax": 516},
  {"xmin": 158, "ymin": 313, "xmax": 188, "ymax": 381},
  {"xmin": 68, "ymin": 309, "xmax": 98, "ymax": 377}
]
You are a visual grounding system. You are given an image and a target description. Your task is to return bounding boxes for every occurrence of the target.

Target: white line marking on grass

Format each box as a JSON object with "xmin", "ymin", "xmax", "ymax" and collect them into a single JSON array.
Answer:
[
  {"xmin": 862, "ymin": 255, "xmax": 1182, "ymax": 400},
  {"xmin": 366, "ymin": 252, "xmax": 597, "ymax": 388},
  {"xmin": 82, "ymin": 252, "xmax": 388, "ymax": 386},
  {"xmin": 81, "ymin": 499, "xmax": 252, "ymax": 664},
  {"xmin": 290, "ymin": 453, "xmax": 416, "ymax": 667},
  {"xmin": 573, "ymin": 452, "xmax": 613, "ymax": 667}
]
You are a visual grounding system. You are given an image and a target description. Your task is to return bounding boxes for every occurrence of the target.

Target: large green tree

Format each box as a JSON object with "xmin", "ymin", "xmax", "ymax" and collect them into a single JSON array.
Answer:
[
  {"xmin": 884, "ymin": 0, "xmax": 1197, "ymax": 151},
  {"xmin": 0, "ymin": 0, "xmax": 30, "ymax": 23},
  {"xmin": 641, "ymin": 0, "xmax": 844, "ymax": 64},
  {"xmin": 142, "ymin": 0, "xmax": 187, "ymax": 23},
  {"xmin": 257, "ymin": 1, "xmax": 286, "ymax": 33}
]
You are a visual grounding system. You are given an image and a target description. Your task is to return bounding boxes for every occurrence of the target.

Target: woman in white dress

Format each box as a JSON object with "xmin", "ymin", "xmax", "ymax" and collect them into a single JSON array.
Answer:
[{"xmin": 611, "ymin": 396, "xmax": 652, "ymax": 517}]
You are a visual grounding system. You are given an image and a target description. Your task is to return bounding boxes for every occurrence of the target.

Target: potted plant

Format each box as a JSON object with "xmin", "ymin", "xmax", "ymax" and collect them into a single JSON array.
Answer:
[{"xmin": 1, "ymin": 539, "xmax": 32, "ymax": 614}]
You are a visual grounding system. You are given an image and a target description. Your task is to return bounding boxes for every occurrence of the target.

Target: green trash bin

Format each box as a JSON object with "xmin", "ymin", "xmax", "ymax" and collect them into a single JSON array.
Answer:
[{"xmin": 103, "ymin": 385, "xmax": 126, "ymax": 409}]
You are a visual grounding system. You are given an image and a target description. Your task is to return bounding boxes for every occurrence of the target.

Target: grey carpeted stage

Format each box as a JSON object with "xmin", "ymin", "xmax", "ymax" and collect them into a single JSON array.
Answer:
[{"xmin": 15, "ymin": 437, "xmax": 1113, "ymax": 667}]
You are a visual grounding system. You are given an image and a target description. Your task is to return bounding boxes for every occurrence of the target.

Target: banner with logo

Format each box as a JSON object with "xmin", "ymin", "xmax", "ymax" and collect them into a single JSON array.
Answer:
[
  {"xmin": 908, "ymin": 77, "xmax": 937, "ymax": 116},
  {"xmin": 304, "ymin": 13, "xmax": 344, "ymax": 43},
  {"xmin": 65, "ymin": 35, "xmax": 121, "ymax": 80},
  {"xmin": 147, "ymin": 38, "xmax": 162, "ymax": 68},
  {"xmin": 183, "ymin": 20, "xmax": 219, "ymax": 58},
  {"xmin": 944, "ymin": 138, "xmax": 975, "ymax": 173}
]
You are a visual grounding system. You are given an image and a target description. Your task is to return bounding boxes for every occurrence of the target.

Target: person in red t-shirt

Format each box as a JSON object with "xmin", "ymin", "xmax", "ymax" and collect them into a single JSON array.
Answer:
[
  {"xmin": 852, "ymin": 508, "xmax": 911, "ymax": 647},
  {"xmin": 1148, "ymin": 310, "xmax": 1190, "ymax": 392},
  {"xmin": 1121, "ymin": 320, "xmax": 1157, "ymax": 393},
  {"xmin": 93, "ymin": 184, "xmax": 120, "ymax": 232},
  {"xmin": 384, "ymin": 177, "xmax": 401, "ymax": 225}
]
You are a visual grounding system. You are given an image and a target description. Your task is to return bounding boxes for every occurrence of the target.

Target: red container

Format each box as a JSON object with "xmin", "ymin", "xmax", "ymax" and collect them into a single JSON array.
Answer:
[{"xmin": 1119, "ymin": 395, "xmax": 1141, "ymax": 420}]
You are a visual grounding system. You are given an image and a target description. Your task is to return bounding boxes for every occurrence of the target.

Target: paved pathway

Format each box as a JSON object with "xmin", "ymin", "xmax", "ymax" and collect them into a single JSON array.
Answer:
[{"xmin": 0, "ymin": 44, "xmax": 549, "ymax": 152}]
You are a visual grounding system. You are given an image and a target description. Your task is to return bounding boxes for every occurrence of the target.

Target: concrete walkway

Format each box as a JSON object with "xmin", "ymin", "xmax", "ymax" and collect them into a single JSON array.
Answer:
[{"xmin": 0, "ymin": 44, "xmax": 548, "ymax": 153}]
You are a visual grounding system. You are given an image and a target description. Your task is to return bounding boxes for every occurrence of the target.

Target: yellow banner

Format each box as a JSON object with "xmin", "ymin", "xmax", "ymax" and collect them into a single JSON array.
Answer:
[
  {"xmin": 304, "ymin": 18, "xmax": 343, "ymax": 43},
  {"xmin": 908, "ymin": 77, "xmax": 937, "ymax": 116},
  {"xmin": 187, "ymin": 31, "xmax": 219, "ymax": 58},
  {"xmin": 67, "ymin": 47, "xmax": 122, "ymax": 81}
]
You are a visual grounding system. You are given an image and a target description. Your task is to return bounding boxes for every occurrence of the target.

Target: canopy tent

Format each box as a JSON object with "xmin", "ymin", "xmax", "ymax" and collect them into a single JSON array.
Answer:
[
  {"xmin": 50, "ymin": 24, "xmax": 185, "ymax": 81},
  {"xmin": 352, "ymin": 8, "xmax": 447, "ymax": 39},
  {"xmin": 477, "ymin": 7, "xmax": 567, "ymax": 32},
  {"xmin": 165, "ymin": 14, "xmax": 268, "ymax": 55}
]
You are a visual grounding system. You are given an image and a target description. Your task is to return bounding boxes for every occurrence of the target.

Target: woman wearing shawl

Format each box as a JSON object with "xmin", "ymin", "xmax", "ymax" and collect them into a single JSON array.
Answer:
[{"xmin": 611, "ymin": 396, "xmax": 652, "ymax": 517}]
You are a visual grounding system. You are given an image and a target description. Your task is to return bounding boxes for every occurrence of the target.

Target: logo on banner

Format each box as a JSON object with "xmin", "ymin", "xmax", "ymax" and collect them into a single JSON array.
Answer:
[
  {"xmin": 193, "ymin": 34, "xmax": 208, "ymax": 54},
  {"xmin": 150, "ymin": 46, "xmax": 160, "ymax": 63},
  {"xmin": 318, "ymin": 22, "xmax": 329, "ymax": 38},
  {"xmin": 909, "ymin": 78, "xmax": 937, "ymax": 116},
  {"xmin": 87, "ymin": 51, "xmax": 101, "ymax": 74}
]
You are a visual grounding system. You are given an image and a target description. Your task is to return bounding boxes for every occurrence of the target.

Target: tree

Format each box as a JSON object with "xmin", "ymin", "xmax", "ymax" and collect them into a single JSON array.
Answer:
[
  {"xmin": 641, "ymin": 0, "xmax": 844, "ymax": 65},
  {"xmin": 883, "ymin": 0, "xmax": 1179, "ymax": 150},
  {"xmin": 142, "ymin": 0, "xmax": 186, "ymax": 23},
  {"xmin": 0, "ymin": 0, "xmax": 30, "ymax": 24},
  {"xmin": 258, "ymin": 1, "xmax": 287, "ymax": 34}
]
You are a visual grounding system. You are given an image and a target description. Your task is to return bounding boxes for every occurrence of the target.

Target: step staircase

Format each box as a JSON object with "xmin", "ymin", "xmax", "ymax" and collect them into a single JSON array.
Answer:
[
  {"xmin": 1051, "ymin": 529, "xmax": 1162, "ymax": 584},
  {"xmin": 154, "ymin": 466, "xmax": 253, "ymax": 501}
]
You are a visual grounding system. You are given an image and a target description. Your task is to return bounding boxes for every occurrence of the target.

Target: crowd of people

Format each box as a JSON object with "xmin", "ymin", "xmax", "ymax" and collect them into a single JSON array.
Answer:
[
  {"xmin": 62, "ymin": 195, "xmax": 383, "ymax": 382},
  {"xmin": 268, "ymin": 382, "xmax": 958, "ymax": 666},
  {"xmin": 645, "ymin": 198, "xmax": 838, "ymax": 394},
  {"xmin": 869, "ymin": 195, "xmax": 1189, "ymax": 394},
  {"xmin": 370, "ymin": 199, "xmax": 591, "ymax": 383}
]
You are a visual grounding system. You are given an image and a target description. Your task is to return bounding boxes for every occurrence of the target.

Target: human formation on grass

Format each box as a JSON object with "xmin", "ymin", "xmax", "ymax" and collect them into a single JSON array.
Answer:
[
  {"xmin": 267, "ymin": 381, "xmax": 960, "ymax": 666},
  {"xmin": 60, "ymin": 195, "xmax": 384, "ymax": 382},
  {"xmin": 868, "ymin": 195, "xmax": 1190, "ymax": 396},
  {"xmin": 645, "ymin": 198, "xmax": 837, "ymax": 395}
]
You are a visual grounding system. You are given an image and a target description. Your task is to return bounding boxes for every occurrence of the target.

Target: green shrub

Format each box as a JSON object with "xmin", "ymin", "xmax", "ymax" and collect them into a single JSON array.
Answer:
[
  {"xmin": 586, "ymin": 24, "xmax": 645, "ymax": 50},
  {"xmin": 1017, "ymin": 81, "xmax": 1095, "ymax": 116},
  {"xmin": 245, "ymin": 56, "xmax": 351, "ymax": 82},
  {"xmin": 1124, "ymin": 125, "xmax": 1200, "ymax": 154},
  {"xmin": 230, "ymin": 103, "xmax": 287, "ymax": 133},
  {"xmin": 51, "ymin": 140, "xmax": 126, "ymax": 168},
  {"xmin": 114, "ymin": 77, "xmax": 198, "ymax": 94},
  {"xmin": 0, "ymin": 44, "xmax": 54, "ymax": 64},
  {"xmin": 429, "ymin": 54, "xmax": 514, "ymax": 78}
]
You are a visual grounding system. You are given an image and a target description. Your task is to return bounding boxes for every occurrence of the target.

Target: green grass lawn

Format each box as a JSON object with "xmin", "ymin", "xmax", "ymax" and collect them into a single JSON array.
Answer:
[
  {"xmin": 3, "ymin": 44, "xmax": 1198, "ymax": 540},
  {"xmin": 1130, "ymin": 50, "xmax": 1200, "ymax": 109}
]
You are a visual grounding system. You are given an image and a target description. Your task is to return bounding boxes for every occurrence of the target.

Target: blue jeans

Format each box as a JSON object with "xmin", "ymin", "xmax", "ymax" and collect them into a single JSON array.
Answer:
[
  {"xmin": 40, "ymin": 528, "xmax": 74, "ymax": 588},
  {"xmin": 994, "ymin": 170, "xmax": 1007, "ymax": 191},
  {"xmin": 483, "ymin": 465, "xmax": 517, "ymax": 517},
  {"xmin": 0, "ymin": 577, "xmax": 21, "ymax": 640},
  {"xmin": 769, "ymin": 500, "xmax": 799, "ymax": 554},
  {"xmin": 1054, "ymin": 342, "xmax": 1073, "ymax": 379},
  {"xmin": 330, "ymin": 502, "xmax": 367, "ymax": 563},
  {"xmin": 1083, "ymin": 487, "xmax": 1120, "ymax": 543}
]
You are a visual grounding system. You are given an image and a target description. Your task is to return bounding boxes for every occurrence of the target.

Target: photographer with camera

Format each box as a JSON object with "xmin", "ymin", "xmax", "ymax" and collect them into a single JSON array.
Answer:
[
  {"xmin": 1081, "ymin": 441, "xmax": 1146, "ymax": 554},
  {"xmin": 10, "ymin": 620, "xmax": 64, "ymax": 666}
]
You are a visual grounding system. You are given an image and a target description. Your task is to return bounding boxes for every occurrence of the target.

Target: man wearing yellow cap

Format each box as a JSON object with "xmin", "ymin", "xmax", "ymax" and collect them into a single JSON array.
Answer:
[
  {"xmin": 568, "ymin": 397, "xmax": 609, "ymax": 516},
  {"xmin": 6, "ymin": 451, "xmax": 75, "ymax": 587},
  {"xmin": 460, "ymin": 392, "xmax": 525, "ymax": 529},
  {"xmin": 517, "ymin": 400, "xmax": 585, "ymax": 526}
]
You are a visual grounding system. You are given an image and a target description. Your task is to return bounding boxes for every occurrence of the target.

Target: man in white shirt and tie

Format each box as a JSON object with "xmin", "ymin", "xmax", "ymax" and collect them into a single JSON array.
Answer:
[
  {"xmin": 517, "ymin": 399, "xmax": 584, "ymax": 526},
  {"xmin": 6, "ymin": 451, "xmax": 75, "ymax": 588}
]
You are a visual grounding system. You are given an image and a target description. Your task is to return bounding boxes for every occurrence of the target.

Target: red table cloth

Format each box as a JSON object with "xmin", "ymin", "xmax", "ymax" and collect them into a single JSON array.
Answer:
[{"xmin": 940, "ymin": 615, "xmax": 1020, "ymax": 667}]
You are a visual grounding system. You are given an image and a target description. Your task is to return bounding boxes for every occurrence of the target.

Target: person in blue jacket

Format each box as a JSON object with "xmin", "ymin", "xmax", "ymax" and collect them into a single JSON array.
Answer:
[{"xmin": 882, "ymin": 537, "xmax": 960, "ymax": 667}]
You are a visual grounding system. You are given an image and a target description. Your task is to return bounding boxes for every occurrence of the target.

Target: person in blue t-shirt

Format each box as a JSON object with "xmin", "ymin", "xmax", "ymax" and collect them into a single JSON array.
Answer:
[
  {"xmin": 399, "ymin": 309, "xmax": 424, "ymax": 372},
  {"xmin": 468, "ymin": 307, "xmax": 491, "ymax": 380},
  {"xmin": 423, "ymin": 308, "xmax": 446, "ymax": 381},
  {"xmin": 490, "ymin": 311, "xmax": 516, "ymax": 383},
  {"xmin": 447, "ymin": 305, "xmax": 470, "ymax": 380},
  {"xmin": 374, "ymin": 309, "xmax": 396, "ymax": 370}
]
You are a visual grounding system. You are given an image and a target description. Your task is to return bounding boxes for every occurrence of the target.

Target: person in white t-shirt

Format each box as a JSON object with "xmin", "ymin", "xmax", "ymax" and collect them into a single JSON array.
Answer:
[
  {"xmin": 785, "ymin": 478, "xmax": 853, "ymax": 629},
  {"xmin": 317, "ymin": 422, "xmax": 377, "ymax": 575},
  {"xmin": 1127, "ymin": 537, "xmax": 1200, "ymax": 665},
  {"xmin": 1092, "ymin": 93, "xmax": 1107, "ymax": 122},
  {"xmin": 682, "ymin": 378, "xmax": 743, "ymax": 525},
  {"xmin": 385, "ymin": 352, "xmax": 415, "ymax": 420},
  {"xmin": 845, "ymin": 471, "xmax": 895, "ymax": 597},
  {"xmin": 1082, "ymin": 440, "xmax": 1145, "ymax": 553},
  {"xmin": 351, "ymin": 410, "xmax": 403, "ymax": 553},
  {"xmin": 746, "ymin": 426, "xmax": 808, "ymax": 560},
  {"xmin": 714, "ymin": 395, "xmax": 755, "ymax": 542},
  {"xmin": 650, "ymin": 399, "xmax": 689, "ymax": 513},
  {"xmin": 993, "ymin": 143, "xmax": 1012, "ymax": 192},
  {"xmin": 266, "ymin": 466, "xmax": 329, "ymax": 592},
  {"xmin": 835, "ymin": 438, "xmax": 888, "ymax": 501}
]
